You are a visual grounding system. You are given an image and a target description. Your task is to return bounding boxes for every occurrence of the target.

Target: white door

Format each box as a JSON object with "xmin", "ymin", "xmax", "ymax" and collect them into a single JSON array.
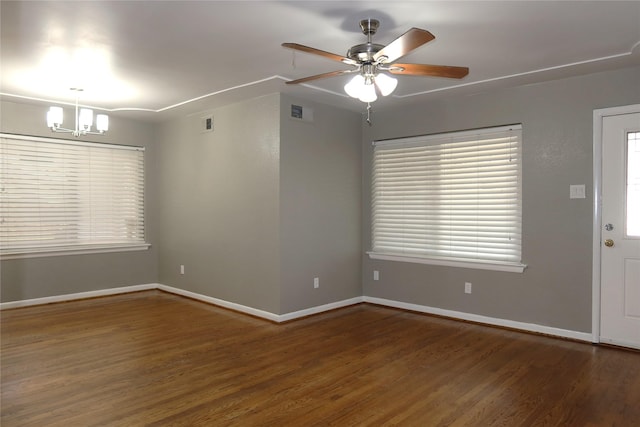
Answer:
[{"xmin": 600, "ymin": 109, "xmax": 640, "ymax": 349}]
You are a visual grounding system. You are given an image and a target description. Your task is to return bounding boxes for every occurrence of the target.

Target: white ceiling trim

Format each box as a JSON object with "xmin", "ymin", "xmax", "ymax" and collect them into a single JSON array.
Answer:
[
  {"xmin": 1, "ymin": 75, "xmax": 290, "ymax": 114},
  {"xmin": 394, "ymin": 47, "xmax": 640, "ymax": 99},
  {"xmin": 3, "ymin": 40, "xmax": 638, "ymax": 116},
  {"xmin": 291, "ymin": 81, "xmax": 348, "ymax": 99},
  {"xmin": 153, "ymin": 75, "xmax": 291, "ymax": 113},
  {"xmin": 0, "ymin": 92, "xmax": 112, "ymax": 112}
]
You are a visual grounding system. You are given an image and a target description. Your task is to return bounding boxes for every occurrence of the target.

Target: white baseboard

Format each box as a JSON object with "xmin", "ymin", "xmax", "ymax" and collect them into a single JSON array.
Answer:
[
  {"xmin": 277, "ymin": 297, "xmax": 365, "ymax": 322},
  {"xmin": 364, "ymin": 296, "xmax": 593, "ymax": 342},
  {"xmin": 0, "ymin": 284, "xmax": 592, "ymax": 342},
  {"xmin": 0, "ymin": 283, "xmax": 158, "ymax": 310},
  {"xmin": 0, "ymin": 283, "xmax": 363, "ymax": 323},
  {"xmin": 158, "ymin": 284, "xmax": 363, "ymax": 322},
  {"xmin": 156, "ymin": 284, "xmax": 281, "ymax": 322}
]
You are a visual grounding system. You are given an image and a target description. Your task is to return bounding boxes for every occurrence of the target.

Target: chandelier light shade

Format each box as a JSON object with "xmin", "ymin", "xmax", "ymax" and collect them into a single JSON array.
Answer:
[
  {"xmin": 344, "ymin": 72, "xmax": 397, "ymax": 103},
  {"xmin": 46, "ymin": 106, "xmax": 63, "ymax": 129},
  {"xmin": 47, "ymin": 88, "xmax": 109, "ymax": 137},
  {"xmin": 79, "ymin": 108, "xmax": 93, "ymax": 130},
  {"xmin": 96, "ymin": 114, "xmax": 109, "ymax": 132}
]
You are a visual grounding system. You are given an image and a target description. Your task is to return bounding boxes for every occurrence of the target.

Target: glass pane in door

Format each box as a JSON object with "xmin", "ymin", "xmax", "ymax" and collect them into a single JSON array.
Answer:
[{"xmin": 628, "ymin": 131, "xmax": 640, "ymax": 237}]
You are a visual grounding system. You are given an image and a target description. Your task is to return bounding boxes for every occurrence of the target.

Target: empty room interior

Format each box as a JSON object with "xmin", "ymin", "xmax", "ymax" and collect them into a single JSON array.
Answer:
[{"xmin": 1, "ymin": 1, "xmax": 640, "ymax": 425}]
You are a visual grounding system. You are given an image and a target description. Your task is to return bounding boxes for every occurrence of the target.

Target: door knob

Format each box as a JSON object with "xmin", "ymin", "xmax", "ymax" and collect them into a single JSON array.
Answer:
[{"xmin": 604, "ymin": 239, "xmax": 614, "ymax": 247}]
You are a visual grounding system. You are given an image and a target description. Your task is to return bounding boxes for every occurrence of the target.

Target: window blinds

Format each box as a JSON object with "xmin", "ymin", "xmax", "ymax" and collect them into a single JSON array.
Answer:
[
  {"xmin": 371, "ymin": 125, "xmax": 522, "ymax": 267},
  {"xmin": 0, "ymin": 134, "xmax": 146, "ymax": 257}
]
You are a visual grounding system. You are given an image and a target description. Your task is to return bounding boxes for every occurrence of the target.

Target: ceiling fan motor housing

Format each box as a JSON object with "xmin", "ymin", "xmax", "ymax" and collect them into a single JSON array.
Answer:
[
  {"xmin": 347, "ymin": 43, "xmax": 384, "ymax": 62},
  {"xmin": 347, "ymin": 19, "xmax": 383, "ymax": 63}
]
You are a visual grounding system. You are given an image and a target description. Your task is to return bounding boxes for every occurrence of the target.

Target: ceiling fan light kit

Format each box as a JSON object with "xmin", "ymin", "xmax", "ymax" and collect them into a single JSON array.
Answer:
[
  {"xmin": 344, "ymin": 75, "xmax": 373, "ymax": 102},
  {"xmin": 343, "ymin": 72, "xmax": 398, "ymax": 103},
  {"xmin": 282, "ymin": 18, "xmax": 469, "ymax": 105},
  {"xmin": 373, "ymin": 73, "xmax": 398, "ymax": 96}
]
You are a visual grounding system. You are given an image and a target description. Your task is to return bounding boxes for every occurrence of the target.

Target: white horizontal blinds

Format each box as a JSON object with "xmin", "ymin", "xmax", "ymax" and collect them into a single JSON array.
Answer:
[
  {"xmin": 372, "ymin": 125, "xmax": 522, "ymax": 264},
  {"xmin": 0, "ymin": 134, "xmax": 145, "ymax": 254}
]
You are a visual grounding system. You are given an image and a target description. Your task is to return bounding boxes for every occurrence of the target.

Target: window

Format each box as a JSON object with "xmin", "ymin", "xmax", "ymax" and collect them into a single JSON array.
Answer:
[
  {"xmin": 627, "ymin": 131, "xmax": 640, "ymax": 237},
  {"xmin": 0, "ymin": 133, "xmax": 148, "ymax": 258},
  {"xmin": 369, "ymin": 125, "xmax": 525, "ymax": 273}
]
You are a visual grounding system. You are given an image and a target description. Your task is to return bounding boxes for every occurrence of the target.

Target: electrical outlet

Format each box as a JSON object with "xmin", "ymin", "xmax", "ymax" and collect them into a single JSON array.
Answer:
[
  {"xmin": 465, "ymin": 282, "xmax": 472, "ymax": 294},
  {"xmin": 373, "ymin": 270, "xmax": 379, "ymax": 281},
  {"xmin": 314, "ymin": 277, "xmax": 319, "ymax": 289},
  {"xmin": 180, "ymin": 265, "xmax": 185, "ymax": 275}
]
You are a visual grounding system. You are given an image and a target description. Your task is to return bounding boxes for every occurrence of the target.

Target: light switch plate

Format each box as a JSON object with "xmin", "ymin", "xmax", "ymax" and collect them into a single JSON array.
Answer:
[{"xmin": 569, "ymin": 184, "xmax": 585, "ymax": 199}]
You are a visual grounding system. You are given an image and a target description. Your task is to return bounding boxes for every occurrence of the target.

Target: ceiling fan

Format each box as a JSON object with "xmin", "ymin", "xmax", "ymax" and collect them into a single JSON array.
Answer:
[{"xmin": 282, "ymin": 19, "xmax": 469, "ymax": 103}]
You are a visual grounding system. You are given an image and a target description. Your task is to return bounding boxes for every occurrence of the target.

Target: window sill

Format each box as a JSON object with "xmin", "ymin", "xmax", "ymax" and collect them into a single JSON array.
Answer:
[
  {"xmin": 367, "ymin": 252, "xmax": 527, "ymax": 273},
  {"xmin": 0, "ymin": 243, "xmax": 151, "ymax": 260}
]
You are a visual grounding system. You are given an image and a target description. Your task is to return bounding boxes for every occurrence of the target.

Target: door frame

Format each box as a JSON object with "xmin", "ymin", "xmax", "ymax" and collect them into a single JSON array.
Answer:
[{"xmin": 592, "ymin": 104, "xmax": 640, "ymax": 343}]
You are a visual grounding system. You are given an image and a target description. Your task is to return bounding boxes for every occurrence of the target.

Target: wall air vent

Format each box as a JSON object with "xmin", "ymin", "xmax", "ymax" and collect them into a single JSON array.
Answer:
[
  {"xmin": 201, "ymin": 114, "xmax": 214, "ymax": 132},
  {"xmin": 290, "ymin": 104, "xmax": 314, "ymax": 123}
]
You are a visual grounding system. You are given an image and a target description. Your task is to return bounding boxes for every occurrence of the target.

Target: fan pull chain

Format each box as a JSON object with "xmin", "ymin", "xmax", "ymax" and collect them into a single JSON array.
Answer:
[
  {"xmin": 366, "ymin": 103, "xmax": 373, "ymax": 126},
  {"xmin": 291, "ymin": 50, "xmax": 296, "ymax": 69}
]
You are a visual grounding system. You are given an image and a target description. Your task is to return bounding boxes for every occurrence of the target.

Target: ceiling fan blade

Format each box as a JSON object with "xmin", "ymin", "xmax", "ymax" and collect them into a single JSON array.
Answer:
[
  {"xmin": 282, "ymin": 43, "xmax": 358, "ymax": 65},
  {"xmin": 285, "ymin": 70, "xmax": 355, "ymax": 85},
  {"xmin": 373, "ymin": 28, "xmax": 435, "ymax": 64},
  {"xmin": 389, "ymin": 63, "xmax": 469, "ymax": 79}
]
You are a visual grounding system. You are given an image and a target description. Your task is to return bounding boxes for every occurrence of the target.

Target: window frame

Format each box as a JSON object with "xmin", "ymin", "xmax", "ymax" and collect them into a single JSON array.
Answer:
[
  {"xmin": 368, "ymin": 124, "xmax": 526, "ymax": 273},
  {"xmin": 0, "ymin": 133, "xmax": 150, "ymax": 260}
]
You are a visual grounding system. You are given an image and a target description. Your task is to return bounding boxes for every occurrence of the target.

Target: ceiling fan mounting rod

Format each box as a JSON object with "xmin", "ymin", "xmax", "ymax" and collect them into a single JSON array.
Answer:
[
  {"xmin": 360, "ymin": 19, "xmax": 379, "ymax": 43},
  {"xmin": 347, "ymin": 19, "xmax": 384, "ymax": 63}
]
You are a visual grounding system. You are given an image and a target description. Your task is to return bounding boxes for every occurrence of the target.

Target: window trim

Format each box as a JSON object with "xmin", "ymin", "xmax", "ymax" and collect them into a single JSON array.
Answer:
[
  {"xmin": 367, "ymin": 251, "xmax": 526, "ymax": 273},
  {"xmin": 0, "ymin": 133, "xmax": 149, "ymax": 260},
  {"xmin": 1, "ymin": 243, "xmax": 150, "ymax": 260},
  {"xmin": 369, "ymin": 124, "xmax": 526, "ymax": 273}
]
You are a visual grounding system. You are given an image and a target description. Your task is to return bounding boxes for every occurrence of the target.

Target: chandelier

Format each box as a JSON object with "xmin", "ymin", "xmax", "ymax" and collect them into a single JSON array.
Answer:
[{"xmin": 47, "ymin": 88, "xmax": 109, "ymax": 137}]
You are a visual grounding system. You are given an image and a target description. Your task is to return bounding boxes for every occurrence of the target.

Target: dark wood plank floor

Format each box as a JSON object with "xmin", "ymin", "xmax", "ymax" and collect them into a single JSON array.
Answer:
[{"xmin": 1, "ymin": 290, "xmax": 639, "ymax": 426}]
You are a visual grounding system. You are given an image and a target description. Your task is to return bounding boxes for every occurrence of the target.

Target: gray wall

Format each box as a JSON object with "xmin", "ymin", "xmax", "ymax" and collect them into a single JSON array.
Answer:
[
  {"xmin": 0, "ymin": 100, "xmax": 159, "ymax": 302},
  {"xmin": 5, "ymin": 65, "xmax": 638, "ymax": 331},
  {"xmin": 362, "ymin": 66, "xmax": 640, "ymax": 333},
  {"xmin": 156, "ymin": 93, "xmax": 363, "ymax": 315},
  {"xmin": 156, "ymin": 94, "xmax": 282, "ymax": 314},
  {"xmin": 279, "ymin": 95, "xmax": 362, "ymax": 313},
  {"xmin": 2, "ymin": 93, "xmax": 363, "ymax": 315}
]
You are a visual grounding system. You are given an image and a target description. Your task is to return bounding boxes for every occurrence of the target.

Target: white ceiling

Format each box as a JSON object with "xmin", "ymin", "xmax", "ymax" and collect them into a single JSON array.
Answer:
[{"xmin": 1, "ymin": 1, "xmax": 639, "ymax": 121}]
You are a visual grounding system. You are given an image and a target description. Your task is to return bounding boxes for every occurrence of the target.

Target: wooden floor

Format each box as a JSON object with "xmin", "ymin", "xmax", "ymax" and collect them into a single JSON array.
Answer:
[{"xmin": 1, "ymin": 291, "xmax": 639, "ymax": 426}]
